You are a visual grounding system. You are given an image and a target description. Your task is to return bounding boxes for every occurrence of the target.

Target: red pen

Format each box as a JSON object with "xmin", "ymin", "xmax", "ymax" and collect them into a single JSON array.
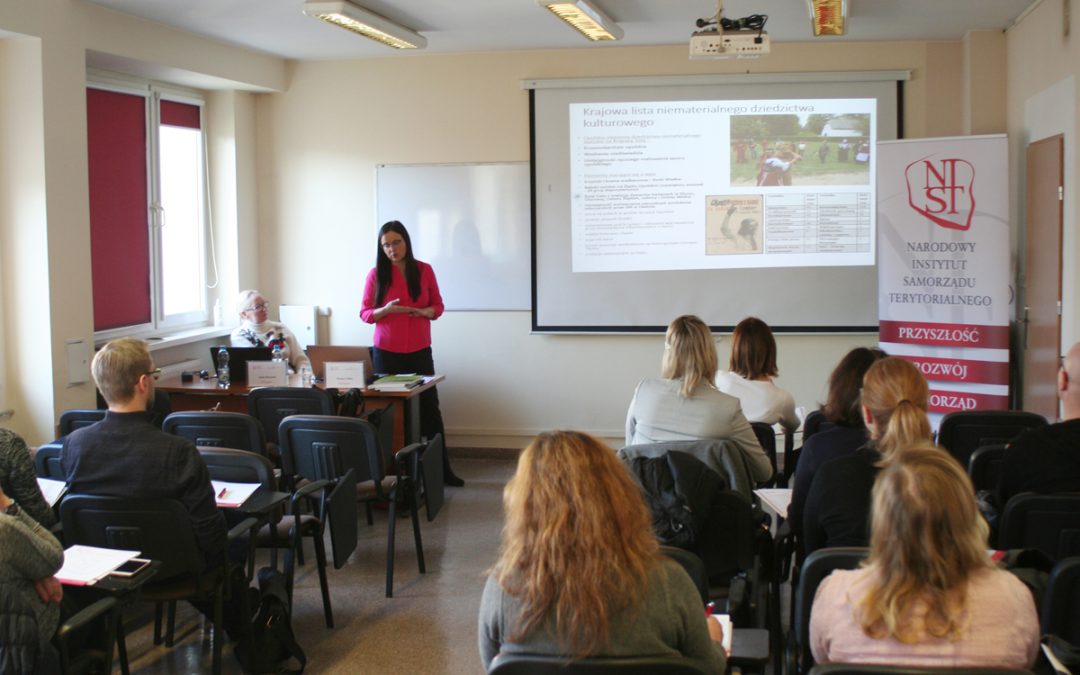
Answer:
[{"xmin": 218, "ymin": 487, "xmax": 227, "ymax": 498}]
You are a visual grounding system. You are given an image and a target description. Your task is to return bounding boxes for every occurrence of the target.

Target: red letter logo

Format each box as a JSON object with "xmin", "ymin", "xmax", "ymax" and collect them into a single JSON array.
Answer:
[{"xmin": 904, "ymin": 158, "xmax": 975, "ymax": 231}]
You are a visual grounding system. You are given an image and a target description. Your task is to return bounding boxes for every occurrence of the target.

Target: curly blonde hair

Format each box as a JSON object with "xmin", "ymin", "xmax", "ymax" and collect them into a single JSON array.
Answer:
[{"xmin": 492, "ymin": 431, "xmax": 660, "ymax": 657}]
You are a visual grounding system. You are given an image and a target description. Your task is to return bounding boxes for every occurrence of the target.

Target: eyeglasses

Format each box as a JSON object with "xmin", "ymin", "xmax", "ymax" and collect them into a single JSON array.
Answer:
[
  {"xmin": 244, "ymin": 302, "xmax": 269, "ymax": 312},
  {"xmin": 381, "ymin": 239, "xmax": 405, "ymax": 249},
  {"xmin": 144, "ymin": 368, "xmax": 161, "ymax": 381}
]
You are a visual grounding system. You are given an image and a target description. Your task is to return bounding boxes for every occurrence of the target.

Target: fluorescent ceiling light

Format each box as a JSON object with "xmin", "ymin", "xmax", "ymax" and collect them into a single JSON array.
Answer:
[
  {"xmin": 808, "ymin": 0, "xmax": 847, "ymax": 36},
  {"xmin": 302, "ymin": 0, "xmax": 427, "ymax": 49},
  {"xmin": 538, "ymin": 0, "xmax": 623, "ymax": 42}
]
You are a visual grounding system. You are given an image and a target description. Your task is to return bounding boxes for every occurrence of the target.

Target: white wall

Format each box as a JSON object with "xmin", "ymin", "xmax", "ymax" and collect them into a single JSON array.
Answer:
[{"xmin": 254, "ymin": 43, "xmax": 967, "ymax": 448}]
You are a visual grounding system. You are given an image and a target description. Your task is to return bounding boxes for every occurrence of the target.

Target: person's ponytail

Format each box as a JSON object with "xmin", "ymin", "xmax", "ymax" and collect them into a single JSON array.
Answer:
[{"xmin": 878, "ymin": 399, "xmax": 932, "ymax": 457}]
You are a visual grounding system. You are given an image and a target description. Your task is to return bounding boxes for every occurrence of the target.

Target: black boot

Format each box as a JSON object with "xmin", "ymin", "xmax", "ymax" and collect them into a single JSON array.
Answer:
[{"xmin": 443, "ymin": 448, "xmax": 464, "ymax": 487}]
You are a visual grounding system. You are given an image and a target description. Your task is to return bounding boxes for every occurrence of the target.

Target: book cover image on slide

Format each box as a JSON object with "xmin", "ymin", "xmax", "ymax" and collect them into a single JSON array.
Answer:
[{"xmin": 706, "ymin": 196, "xmax": 764, "ymax": 255}]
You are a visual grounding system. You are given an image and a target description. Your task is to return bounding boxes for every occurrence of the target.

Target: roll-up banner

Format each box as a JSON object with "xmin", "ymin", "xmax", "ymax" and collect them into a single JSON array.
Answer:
[{"xmin": 876, "ymin": 135, "xmax": 1010, "ymax": 420}]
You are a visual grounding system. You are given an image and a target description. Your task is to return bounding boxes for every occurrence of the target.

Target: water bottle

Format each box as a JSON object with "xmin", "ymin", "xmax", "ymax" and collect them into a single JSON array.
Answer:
[
  {"xmin": 272, "ymin": 344, "xmax": 284, "ymax": 364},
  {"xmin": 216, "ymin": 347, "xmax": 230, "ymax": 388}
]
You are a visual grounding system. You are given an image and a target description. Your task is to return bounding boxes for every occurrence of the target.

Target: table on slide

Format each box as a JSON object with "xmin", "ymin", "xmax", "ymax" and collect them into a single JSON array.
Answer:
[{"xmin": 156, "ymin": 374, "xmax": 445, "ymax": 451}]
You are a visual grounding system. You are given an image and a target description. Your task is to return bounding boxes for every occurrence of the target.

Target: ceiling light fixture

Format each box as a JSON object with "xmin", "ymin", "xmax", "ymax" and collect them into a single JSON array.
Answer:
[
  {"xmin": 538, "ymin": 0, "xmax": 623, "ymax": 42},
  {"xmin": 808, "ymin": 0, "xmax": 847, "ymax": 36},
  {"xmin": 302, "ymin": 0, "xmax": 427, "ymax": 49}
]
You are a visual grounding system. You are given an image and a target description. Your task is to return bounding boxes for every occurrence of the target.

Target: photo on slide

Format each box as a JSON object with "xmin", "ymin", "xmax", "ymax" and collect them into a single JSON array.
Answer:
[
  {"xmin": 729, "ymin": 113, "xmax": 871, "ymax": 187},
  {"xmin": 706, "ymin": 196, "xmax": 763, "ymax": 255}
]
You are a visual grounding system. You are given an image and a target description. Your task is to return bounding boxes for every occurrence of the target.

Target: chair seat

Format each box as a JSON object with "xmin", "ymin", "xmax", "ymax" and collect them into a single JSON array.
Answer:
[
  {"xmin": 140, "ymin": 568, "xmax": 225, "ymax": 601},
  {"xmin": 255, "ymin": 515, "xmax": 320, "ymax": 547},
  {"xmin": 357, "ymin": 476, "xmax": 398, "ymax": 500}
]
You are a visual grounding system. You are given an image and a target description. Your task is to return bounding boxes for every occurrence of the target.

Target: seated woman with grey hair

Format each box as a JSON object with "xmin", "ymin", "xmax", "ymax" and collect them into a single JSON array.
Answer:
[{"xmin": 230, "ymin": 289, "xmax": 311, "ymax": 373}]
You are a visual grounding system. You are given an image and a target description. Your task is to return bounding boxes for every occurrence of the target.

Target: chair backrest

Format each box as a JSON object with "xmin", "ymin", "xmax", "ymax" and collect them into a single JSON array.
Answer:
[
  {"xmin": 59, "ymin": 494, "xmax": 206, "ymax": 581},
  {"xmin": 801, "ymin": 409, "xmax": 833, "ymax": 443},
  {"xmin": 937, "ymin": 410, "xmax": 1047, "ymax": 469},
  {"xmin": 327, "ymin": 468, "xmax": 359, "ymax": 569},
  {"xmin": 750, "ymin": 421, "xmax": 779, "ymax": 484},
  {"xmin": 618, "ymin": 439, "xmax": 755, "ymax": 501},
  {"xmin": 794, "ymin": 547, "xmax": 869, "ymax": 674},
  {"xmin": 660, "ymin": 545, "xmax": 708, "ymax": 604},
  {"xmin": 1042, "ymin": 556, "xmax": 1080, "ymax": 644},
  {"xmin": 417, "ymin": 433, "xmax": 445, "ymax": 521},
  {"xmin": 57, "ymin": 409, "xmax": 106, "ymax": 437},
  {"xmin": 164, "ymin": 411, "xmax": 267, "ymax": 456},
  {"xmin": 34, "ymin": 442, "xmax": 64, "ymax": 479},
  {"xmin": 489, "ymin": 653, "xmax": 711, "ymax": 674},
  {"xmin": 809, "ymin": 665, "xmax": 1034, "ymax": 675},
  {"xmin": 999, "ymin": 493, "xmax": 1080, "ymax": 561},
  {"xmin": 247, "ymin": 387, "xmax": 336, "ymax": 446},
  {"xmin": 197, "ymin": 446, "xmax": 276, "ymax": 490},
  {"xmin": 967, "ymin": 443, "xmax": 1007, "ymax": 493},
  {"xmin": 277, "ymin": 414, "xmax": 384, "ymax": 487}
]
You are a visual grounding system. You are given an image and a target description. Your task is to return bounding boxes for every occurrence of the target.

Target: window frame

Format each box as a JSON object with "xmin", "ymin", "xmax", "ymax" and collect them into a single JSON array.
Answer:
[{"xmin": 88, "ymin": 73, "xmax": 211, "ymax": 340}]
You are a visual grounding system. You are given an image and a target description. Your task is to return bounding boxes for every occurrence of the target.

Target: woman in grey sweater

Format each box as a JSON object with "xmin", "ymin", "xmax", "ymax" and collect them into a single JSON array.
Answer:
[
  {"xmin": 478, "ymin": 431, "xmax": 726, "ymax": 672},
  {"xmin": 0, "ymin": 484, "xmax": 64, "ymax": 653}
]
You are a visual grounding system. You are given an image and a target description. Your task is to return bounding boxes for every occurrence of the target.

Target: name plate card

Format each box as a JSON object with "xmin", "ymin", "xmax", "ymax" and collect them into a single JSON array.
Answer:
[
  {"xmin": 248, "ymin": 360, "xmax": 288, "ymax": 387},
  {"xmin": 326, "ymin": 361, "xmax": 365, "ymax": 389}
]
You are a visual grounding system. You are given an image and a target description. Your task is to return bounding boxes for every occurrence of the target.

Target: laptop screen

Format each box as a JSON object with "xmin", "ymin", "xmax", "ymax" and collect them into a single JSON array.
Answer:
[{"xmin": 208, "ymin": 346, "xmax": 273, "ymax": 383}]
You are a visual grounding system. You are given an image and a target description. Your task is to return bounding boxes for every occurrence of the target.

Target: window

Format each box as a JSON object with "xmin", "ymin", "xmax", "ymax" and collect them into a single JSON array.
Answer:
[{"xmin": 86, "ymin": 79, "xmax": 209, "ymax": 334}]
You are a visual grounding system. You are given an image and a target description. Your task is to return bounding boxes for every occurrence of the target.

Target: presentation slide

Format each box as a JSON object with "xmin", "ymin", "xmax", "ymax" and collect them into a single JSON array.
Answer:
[{"xmin": 569, "ymin": 98, "xmax": 876, "ymax": 273}]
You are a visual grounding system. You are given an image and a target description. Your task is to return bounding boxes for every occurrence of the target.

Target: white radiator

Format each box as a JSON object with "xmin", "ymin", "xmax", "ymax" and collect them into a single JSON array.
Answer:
[{"xmin": 279, "ymin": 305, "xmax": 318, "ymax": 350}]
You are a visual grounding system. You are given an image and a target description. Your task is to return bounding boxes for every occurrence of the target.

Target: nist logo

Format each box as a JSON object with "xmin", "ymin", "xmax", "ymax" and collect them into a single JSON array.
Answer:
[{"xmin": 904, "ymin": 158, "xmax": 975, "ymax": 231}]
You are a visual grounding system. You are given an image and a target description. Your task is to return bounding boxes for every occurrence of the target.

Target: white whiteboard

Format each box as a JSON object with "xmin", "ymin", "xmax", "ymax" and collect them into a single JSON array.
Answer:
[{"xmin": 376, "ymin": 163, "xmax": 530, "ymax": 311}]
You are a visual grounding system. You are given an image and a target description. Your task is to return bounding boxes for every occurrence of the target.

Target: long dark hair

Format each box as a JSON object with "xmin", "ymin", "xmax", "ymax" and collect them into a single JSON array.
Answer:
[
  {"xmin": 822, "ymin": 347, "xmax": 888, "ymax": 427},
  {"xmin": 375, "ymin": 220, "xmax": 421, "ymax": 305}
]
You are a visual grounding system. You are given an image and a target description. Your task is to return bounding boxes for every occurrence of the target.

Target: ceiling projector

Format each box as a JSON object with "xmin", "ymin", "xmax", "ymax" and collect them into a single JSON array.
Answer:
[{"xmin": 689, "ymin": 28, "xmax": 770, "ymax": 59}]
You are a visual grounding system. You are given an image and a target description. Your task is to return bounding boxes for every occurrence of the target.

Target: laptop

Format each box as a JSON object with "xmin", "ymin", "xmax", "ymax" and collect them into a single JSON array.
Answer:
[
  {"xmin": 305, "ymin": 345, "xmax": 375, "ymax": 384},
  {"xmin": 208, "ymin": 346, "xmax": 273, "ymax": 384}
]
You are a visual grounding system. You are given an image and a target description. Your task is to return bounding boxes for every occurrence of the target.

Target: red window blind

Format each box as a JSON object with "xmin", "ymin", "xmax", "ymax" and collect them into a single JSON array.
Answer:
[
  {"xmin": 87, "ymin": 88, "xmax": 151, "ymax": 330},
  {"xmin": 160, "ymin": 100, "xmax": 201, "ymax": 129}
]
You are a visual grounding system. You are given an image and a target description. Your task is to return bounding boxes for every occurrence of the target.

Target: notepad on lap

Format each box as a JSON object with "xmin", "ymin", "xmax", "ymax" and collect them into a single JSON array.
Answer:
[{"xmin": 36, "ymin": 477, "xmax": 67, "ymax": 507}]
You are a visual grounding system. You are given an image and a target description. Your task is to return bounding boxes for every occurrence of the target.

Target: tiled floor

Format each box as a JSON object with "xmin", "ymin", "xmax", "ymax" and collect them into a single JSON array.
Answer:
[{"xmin": 118, "ymin": 457, "xmax": 516, "ymax": 674}]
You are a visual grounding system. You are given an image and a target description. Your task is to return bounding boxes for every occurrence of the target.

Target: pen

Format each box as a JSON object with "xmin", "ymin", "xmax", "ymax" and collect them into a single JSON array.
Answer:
[{"xmin": 218, "ymin": 487, "xmax": 227, "ymax": 498}]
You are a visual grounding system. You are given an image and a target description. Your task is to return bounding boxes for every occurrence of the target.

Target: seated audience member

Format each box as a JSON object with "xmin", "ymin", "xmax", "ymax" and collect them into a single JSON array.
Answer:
[
  {"xmin": 788, "ymin": 347, "xmax": 886, "ymax": 540},
  {"xmin": 478, "ymin": 430, "xmax": 727, "ymax": 672},
  {"xmin": 0, "ymin": 484, "xmax": 64, "ymax": 670},
  {"xmin": 811, "ymin": 444, "xmax": 1039, "ymax": 669},
  {"xmin": 802, "ymin": 357, "xmax": 931, "ymax": 555},
  {"xmin": 0, "ymin": 428, "xmax": 57, "ymax": 527},
  {"xmin": 716, "ymin": 317, "xmax": 800, "ymax": 435},
  {"xmin": 996, "ymin": 340, "xmax": 1080, "ymax": 509},
  {"xmin": 61, "ymin": 338, "xmax": 228, "ymax": 570},
  {"xmin": 230, "ymin": 289, "xmax": 312, "ymax": 373},
  {"xmin": 626, "ymin": 315, "xmax": 772, "ymax": 483}
]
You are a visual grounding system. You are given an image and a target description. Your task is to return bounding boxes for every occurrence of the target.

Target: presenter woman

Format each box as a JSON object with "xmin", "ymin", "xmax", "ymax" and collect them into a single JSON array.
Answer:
[
  {"xmin": 231, "ymin": 290, "xmax": 312, "ymax": 373},
  {"xmin": 361, "ymin": 220, "xmax": 463, "ymax": 487}
]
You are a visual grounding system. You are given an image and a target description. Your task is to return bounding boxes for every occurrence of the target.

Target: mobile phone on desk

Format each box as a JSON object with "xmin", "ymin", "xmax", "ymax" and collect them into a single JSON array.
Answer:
[{"xmin": 110, "ymin": 558, "xmax": 151, "ymax": 577}]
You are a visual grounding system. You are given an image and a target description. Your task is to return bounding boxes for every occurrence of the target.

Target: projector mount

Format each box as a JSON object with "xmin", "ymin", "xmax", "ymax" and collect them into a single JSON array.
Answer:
[{"xmin": 689, "ymin": 0, "xmax": 770, "ymax": 59}]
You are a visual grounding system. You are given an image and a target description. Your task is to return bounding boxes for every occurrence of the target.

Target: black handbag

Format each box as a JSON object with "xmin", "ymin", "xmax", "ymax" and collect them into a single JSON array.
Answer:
[{"xmin": 236, "ymin": 567, "xmax": 307, "ymax": 674}]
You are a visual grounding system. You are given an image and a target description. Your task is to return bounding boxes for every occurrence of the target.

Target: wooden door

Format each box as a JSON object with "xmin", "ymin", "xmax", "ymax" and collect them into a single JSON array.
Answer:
[{"xmin": 1021, "ymin": 135, "xmax": 1063, "ymax": 418}]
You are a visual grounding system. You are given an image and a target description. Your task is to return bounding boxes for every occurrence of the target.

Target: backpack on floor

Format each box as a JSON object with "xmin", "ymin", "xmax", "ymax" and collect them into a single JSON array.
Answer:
[{"xmin": 236, "ymin": 567, "xmax": 307, "ymax": 674}]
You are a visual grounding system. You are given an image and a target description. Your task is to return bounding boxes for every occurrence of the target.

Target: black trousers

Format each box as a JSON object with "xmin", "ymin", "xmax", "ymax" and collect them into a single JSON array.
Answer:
[{"xmin": 372, "ymin": 346, "xmax": 445, "ymax": 443}]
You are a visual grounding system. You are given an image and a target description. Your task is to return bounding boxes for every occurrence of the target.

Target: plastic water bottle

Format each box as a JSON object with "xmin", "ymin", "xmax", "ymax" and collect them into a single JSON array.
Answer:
[
  {"xmin": 272, "ymin": 344, "xmax": 284, "ymax": 364},
  {"xmin": 216, "ymin": 347, "xmax": 230, "ymax": 388}
]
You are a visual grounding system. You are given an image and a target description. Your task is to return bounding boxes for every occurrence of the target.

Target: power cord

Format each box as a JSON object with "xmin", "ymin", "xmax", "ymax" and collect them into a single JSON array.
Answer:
[{"xmin": 696, "ymin": 13, "xmax": 769, "ymax": 34}]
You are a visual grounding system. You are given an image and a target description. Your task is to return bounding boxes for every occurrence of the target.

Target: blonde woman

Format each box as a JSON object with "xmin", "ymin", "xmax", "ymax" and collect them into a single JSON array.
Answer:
[
  {"xmin": 801, "ymin": 356, "xmax": 933, "ymax": 554},
  {"xmin": 625, "ymin": 315, "xmax": 771, "ymax": 483},
  {"xmin": 810, "ymin": 444, "xmax": 1039, "ymax": 668},
  {"xmin": 478, "ymin": 431, "xmax": 727, "ymax": 672}
]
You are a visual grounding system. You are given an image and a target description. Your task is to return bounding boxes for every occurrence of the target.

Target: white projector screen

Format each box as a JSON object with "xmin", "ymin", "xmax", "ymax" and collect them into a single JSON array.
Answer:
[{"xmin": 529, "ymin": 72, "xmax": 906, "ymax": 333}]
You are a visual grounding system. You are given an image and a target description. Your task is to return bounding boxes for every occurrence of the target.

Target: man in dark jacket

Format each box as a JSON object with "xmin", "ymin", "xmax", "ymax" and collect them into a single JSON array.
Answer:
[
  {"xmin": 61, "ymin": 337, "xmax": 227, "ymax": 570},
  {"xmin": 997, "ymin": 341, "xmax": 1080, "ymax": 508}
]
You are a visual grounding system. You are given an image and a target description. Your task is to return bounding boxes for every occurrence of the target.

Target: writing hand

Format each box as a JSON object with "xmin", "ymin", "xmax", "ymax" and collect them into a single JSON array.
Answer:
[
  {"xmin": 707, "ymin": 616, "xmax": 724, "ymax": 644},
  {"xmin": 0, "ymin": 486, "xmax": 10, "ymax": 512},
  {"xmin": 34, "ymin": 576, "xmax": 63, "ymax": 604}
]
